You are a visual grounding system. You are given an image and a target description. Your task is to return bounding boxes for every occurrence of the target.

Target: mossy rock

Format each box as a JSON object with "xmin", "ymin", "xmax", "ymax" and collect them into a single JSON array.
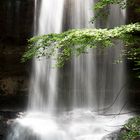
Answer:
[{"xmin": 119, "ymin": 117, "xmax": 140, "ymax": 140}]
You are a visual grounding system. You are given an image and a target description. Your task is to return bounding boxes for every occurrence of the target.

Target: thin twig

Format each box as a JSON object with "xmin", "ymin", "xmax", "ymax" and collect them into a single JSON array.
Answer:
[{"xmin": 93, "ymin": 83, "xmax": 128, "ymax": 113}]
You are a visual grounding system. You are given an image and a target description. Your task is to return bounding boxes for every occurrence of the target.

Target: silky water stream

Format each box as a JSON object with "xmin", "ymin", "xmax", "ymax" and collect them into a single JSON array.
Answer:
[{"xmin": 7, "ymin": 0, "xmax": 132, "ymax": 140}]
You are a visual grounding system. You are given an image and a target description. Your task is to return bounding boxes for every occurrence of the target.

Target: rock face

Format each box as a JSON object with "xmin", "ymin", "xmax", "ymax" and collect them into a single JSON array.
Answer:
[
  {"xmin": 0, "ymin": 0, "xmax": 34, "ymax": 44},
  {"xmin": 127, "ymin": 0, "xmax": 140, "ymax": 23},
  {"xmin": 0, "ymin": 0, "xmax": 34, "ymax": 110},
  {"xmin": 125, "ymin": 0, "xmax": 140, "ymax": 111},
  {"xmin": 102, "ymin": 131, "xmax": 119, "ymax": 140},
  {"xmin": 0, "ymin": 111, "xmax": 20, "ymax": 140}
]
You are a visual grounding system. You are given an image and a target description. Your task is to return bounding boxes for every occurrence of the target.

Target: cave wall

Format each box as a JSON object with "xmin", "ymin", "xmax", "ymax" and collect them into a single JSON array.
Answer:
[
  {"xmin": 127, "ymin": 0, "xmax": 140, "ymax": 23},
  {"xmin": 127, "ymin": 0, "xmax": 140, "ymax": 110},
  {"xmin": 0, "ymin": 0, "xmax": 34, "ymax": 110}
]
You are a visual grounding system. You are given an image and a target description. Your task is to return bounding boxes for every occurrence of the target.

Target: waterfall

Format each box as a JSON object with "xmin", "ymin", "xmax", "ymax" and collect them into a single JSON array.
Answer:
[
  {"xmin": 68, "ymin": 0, "xmax": 96, "ymax": 109},
  {"xmin": 7, "ymin": 1, "xmax": 132, "ymax": 140},
  {"xmin": 28, "ymin": 0, "xmax": 65, "ymax": 113},
  {"xmin": 29, "ymin": 0, "xmax": 126, "ymax": 112}
]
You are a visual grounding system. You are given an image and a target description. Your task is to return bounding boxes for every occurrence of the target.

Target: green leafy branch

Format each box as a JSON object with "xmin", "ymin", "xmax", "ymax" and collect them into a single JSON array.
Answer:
[{"xmin": 22, "ymin": 23, "xmax": 140, "ymax": 67}]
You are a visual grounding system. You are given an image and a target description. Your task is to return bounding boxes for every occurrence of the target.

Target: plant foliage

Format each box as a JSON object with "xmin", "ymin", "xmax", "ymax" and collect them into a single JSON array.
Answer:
[
  {"xmin": 119, "ymin": 117, "xmax": 140, "ymax": 140},
  {"xmin": 22, "ymin": 23, "xmax": 140, "ymax": 68}
]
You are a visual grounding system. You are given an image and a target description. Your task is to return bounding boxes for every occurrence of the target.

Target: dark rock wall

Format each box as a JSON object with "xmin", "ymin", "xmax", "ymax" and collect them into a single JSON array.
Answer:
[
  {"xmin": 0, "ymin": 0, "xmax": 34, "ymax": 44},
  {"xmin": 127, "ymin": 0, "xmax": 140, "ymax": 23},
  {"xmin": 127, "ymin": 0, "xmax": 140, "ymax": 110},
  {"xmin": 0, "ymin": 0, "xmax": 34, "ymax": 110}
]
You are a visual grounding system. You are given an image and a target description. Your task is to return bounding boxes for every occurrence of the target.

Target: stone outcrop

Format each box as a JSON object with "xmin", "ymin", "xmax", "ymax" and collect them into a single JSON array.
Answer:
[
  {"xmin": 0, "ymin": 111, "xmax": 20, "ymax": 140},
  {"xmin": 127, "ymin": 0, "xmax": 140, "ymax": 23},
  {"xmin": 0, "ymin": 0, "xmax": 34, "ymax": 110}
]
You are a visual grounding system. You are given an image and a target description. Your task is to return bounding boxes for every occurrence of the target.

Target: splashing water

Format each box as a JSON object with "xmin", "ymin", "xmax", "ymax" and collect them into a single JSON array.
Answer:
[{"xmin": 7, "ymin": 109, "xmax": 132, "ymax": 140}]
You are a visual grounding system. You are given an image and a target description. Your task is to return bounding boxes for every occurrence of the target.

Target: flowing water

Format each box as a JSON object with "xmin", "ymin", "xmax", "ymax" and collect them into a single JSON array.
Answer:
[{"xmin": 7, "ymin": 0, "xmax": 132, "ymax": 140}]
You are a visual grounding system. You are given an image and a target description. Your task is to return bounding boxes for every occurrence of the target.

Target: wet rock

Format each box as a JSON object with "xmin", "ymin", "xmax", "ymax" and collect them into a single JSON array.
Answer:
[
  {"xmin": 102, "ymin": 131, "xmax": 120, "ymax": 140},
  {"xmin": 0, "ymin": 0, "xmax": 34, "ymax": 110},
  {"xmin": 0, "ymin": 111, "xmax": 20, "ymax": 140},
  {"xmin": 0, "ymin": 95, "xmax": 27, "ymax": 111},
  {"xmin": 0, "ymin": 120, "xmax": 8, "ymax": 139}
]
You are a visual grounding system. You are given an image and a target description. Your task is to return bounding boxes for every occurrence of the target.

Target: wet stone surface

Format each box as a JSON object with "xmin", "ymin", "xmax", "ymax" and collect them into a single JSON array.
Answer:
[
  {"xmin": 0, "ymin": 111, "xmax": 21, "ymax": 140},
  {"xmin": 102, "ymin": 131, "xmax": 120, "ymax": 140}
]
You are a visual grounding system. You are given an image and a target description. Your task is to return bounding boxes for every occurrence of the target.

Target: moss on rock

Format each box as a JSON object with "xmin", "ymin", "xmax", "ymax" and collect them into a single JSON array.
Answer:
[{"xmin": 119, "ymin": 117, "xmax": 140, "ymax": 140}]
